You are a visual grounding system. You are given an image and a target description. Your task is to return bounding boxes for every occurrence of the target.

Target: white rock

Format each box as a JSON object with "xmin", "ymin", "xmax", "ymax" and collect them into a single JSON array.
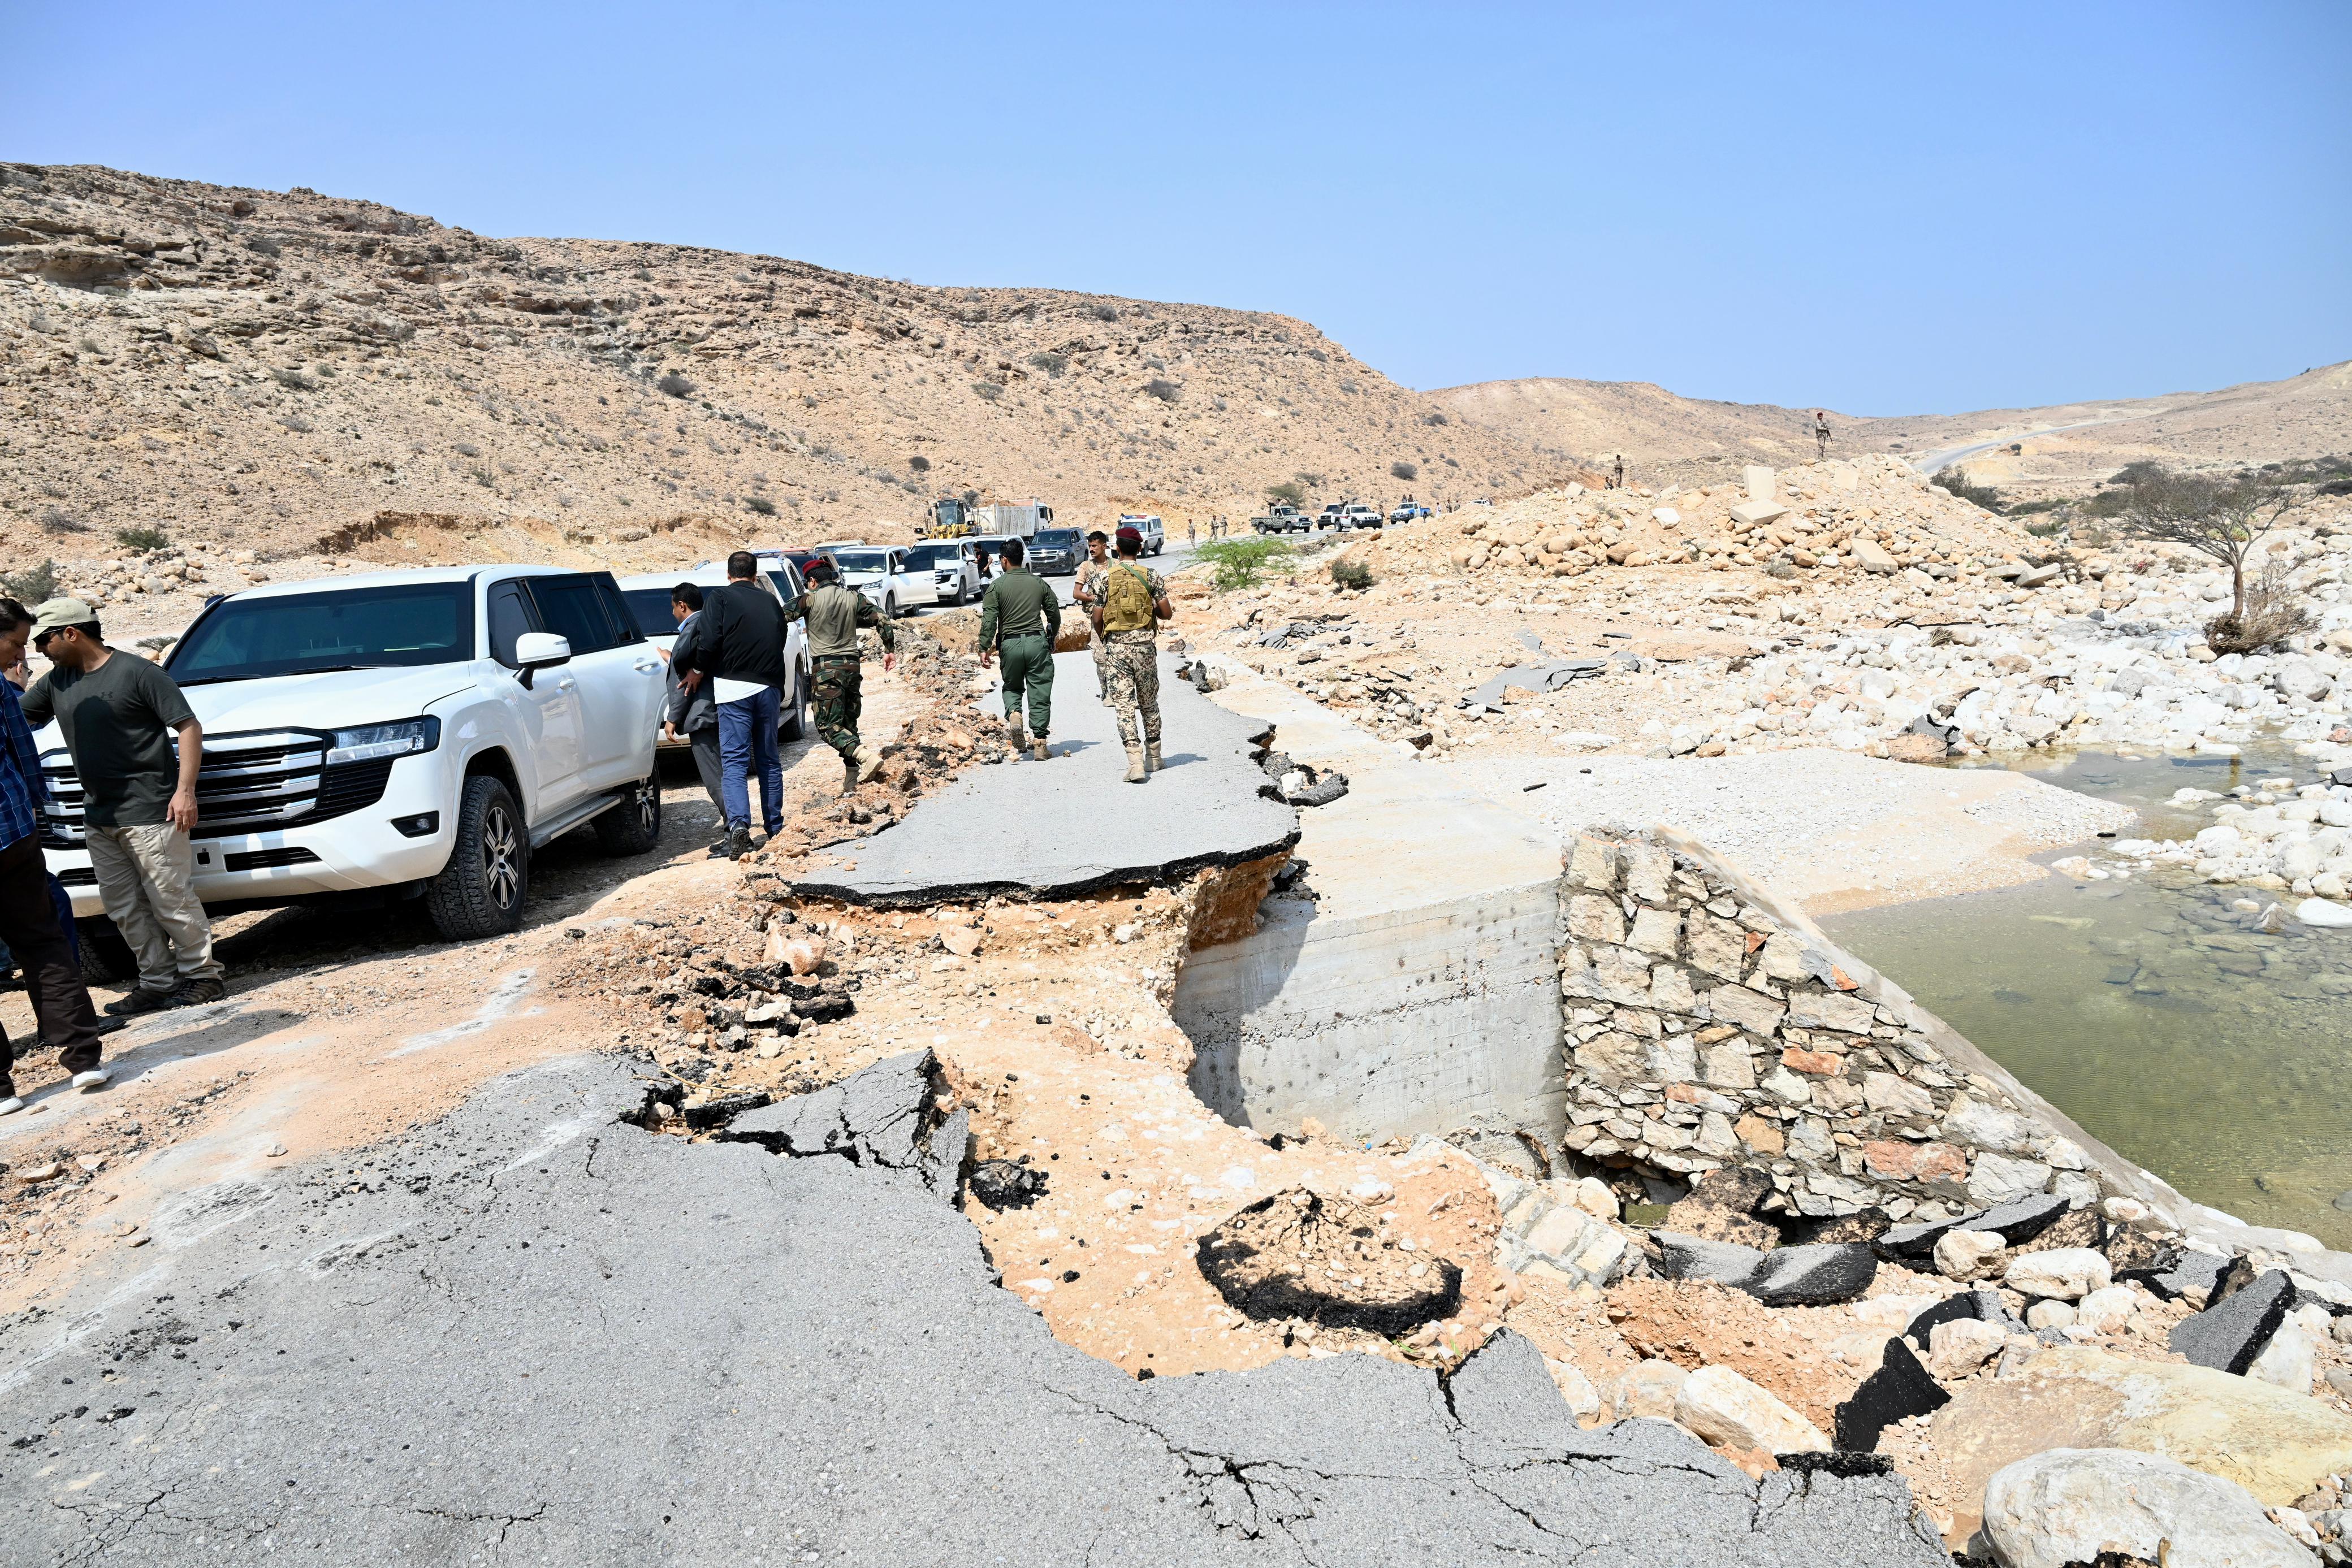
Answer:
[
  {"xmin": 2295, "ymin": 898, "xmax": 2352, "ymax": 929},
  {"xmin": 2025, "ymin": 1300, "xmax": 2077, "ymax": 1331},
  {"xmin": 2073, "ymin": 1285, "xmax": 2140, "ymax": 1335},
  {"xmin": 1571, "ymin": 1176, "xmax": 1619, "ymax": 1220},
  {"xmin": 1981, "ymin": 1447, "xmax": 2318, "ymax": 1568},
  {"xmin": 1545, "ymin": 1357, "xmax": 1604, "ymax": 1424},
  {"xmin": 2005, "ymin": 1249, "xmax": 2112, "ymax": 1302},
  {"xmin": 1929, "ymin": 1318, "xmax": 2008, "ymax": 1379},
  {"xmin": 1936, "ymin": 1228, "xmax": 2008, "ymax": 1279},
  {"xmin": 2249, "ymin": 1320, "xmax": 2319, "ymax": 1393},
  {"xmin": 1671, "ymin": 1365, "xmax": 1829, "ymax": 1454},
  {"xmin": 1614, "ymin": 1358, "xmax": 1688, "ymax": 1420}
]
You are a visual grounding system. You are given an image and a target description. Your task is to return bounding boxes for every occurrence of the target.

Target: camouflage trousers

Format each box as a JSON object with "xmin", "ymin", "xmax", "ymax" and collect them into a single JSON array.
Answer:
[
  {"xmin": 811, "ymin": 654, "xmax": 864, "ymax": 761},
  {"xmin": 1101, "ymin": 631, "xmax": 1161, "ymax": 748}
]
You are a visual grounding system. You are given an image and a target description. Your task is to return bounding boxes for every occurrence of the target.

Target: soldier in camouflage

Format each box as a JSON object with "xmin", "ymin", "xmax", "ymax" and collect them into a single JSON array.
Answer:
[
  {"xmin": 1092, "ymin": 526, "xmax": 1173, "ymax": 783},
  {"xmin": 1073, "ymin": 529, "xmax": 1113, "ymax": 699},
  {"xmin": 783, "ymin": 556, "xmax": 895, "ymax": 793}
]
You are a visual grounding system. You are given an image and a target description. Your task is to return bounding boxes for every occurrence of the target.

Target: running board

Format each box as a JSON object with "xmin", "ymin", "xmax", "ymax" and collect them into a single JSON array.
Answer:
[{"xmin": 530, "ymin": 789, "xmax": 625, "ymax": 849}]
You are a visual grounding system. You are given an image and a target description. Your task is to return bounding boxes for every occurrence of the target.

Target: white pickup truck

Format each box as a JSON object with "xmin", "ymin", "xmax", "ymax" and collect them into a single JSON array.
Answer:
[{"xmin": 34, "ymin": 565, "xmax": 669, "ymax": 960}]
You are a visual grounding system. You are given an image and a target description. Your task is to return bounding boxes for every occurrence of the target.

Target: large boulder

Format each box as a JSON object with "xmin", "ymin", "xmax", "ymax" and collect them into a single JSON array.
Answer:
[
  {"xmin": 1932, "ymin": 1348, "xmax": 2352, "ymax": 1539},
  {"xmin": 1979, "ymin": 1448, "xmax": 2317, "ymax": 1568},
  {"xmin": 1673, "ymin": 1365, "xmax": 1830, "ymax": 1456}
]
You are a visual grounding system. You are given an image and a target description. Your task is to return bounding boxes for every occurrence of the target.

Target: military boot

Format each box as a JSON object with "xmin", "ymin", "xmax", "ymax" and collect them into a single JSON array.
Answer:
[
  {"xmin": 1032, "ymin": 737, "xmax": 1049, "ymax": 762},
  {"xmin": 1006, "ymin": 716, "xmax": 1027, "ymax": 751},
  {"xmin": 1146, "ymin": 741, "xmax": 1162, "ymax": 772},
  {"xmin": 840, "ymin": 753, "xmax": 859, "ymax": 795},
  {"xmin": 855, "ymin": 744, "xmax": 885, "ymax": 784},
  {"xmin": 1125, "ymin": 746, "xmax": 1148, "ymax": 783}
]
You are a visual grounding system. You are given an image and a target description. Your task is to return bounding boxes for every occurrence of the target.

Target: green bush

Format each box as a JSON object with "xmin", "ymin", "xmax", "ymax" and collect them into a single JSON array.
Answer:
[
  {"xmin": 746, "ymin": 496, "xmax": 776, "ymax": 516},
  {"xmin": 970, "ymin": 381, "xmax": 1002, "ymax": 402},
  {"xmin": 1390, "ymin": 461, "xmax": 1418, "ymax": 482},
  {"xmin": 116, "ymin": 525, "xmax": 171, "ymax": 551},
  {"xmin": 1027, "ymin": 350, "xmax": 1067, "ymax": 376},
  {"xmin": 656, "ymin": 371, "xmax": 695, "ymax": 399},
  {"xmin": 1932, "ymin": 466, "xmax": 2003, "ymax": 510},
  {"xmin": 1196, "ymin": 538, "xmax": 1294, "ymax": 591},
  {"xmin": 1330, "ymin": 556, "xmax": 1374, "ymax": 590},
  {"xmin": 3, "ymin": 558, "xmax": 59, "ymax": 603},
  {"xmin": 1265, "ymin": 480, "xmax": 1306, "ymax": 505}
]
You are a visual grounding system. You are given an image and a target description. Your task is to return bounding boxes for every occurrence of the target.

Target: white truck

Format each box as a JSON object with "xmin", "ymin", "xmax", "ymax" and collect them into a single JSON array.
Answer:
[
  {"xmin": 34, "ymin": 565, "xmax": 669, "ymax": 960},
  {"xmin": 970, "ymin": 500, "xmax": 1053, "ymax": 540}
]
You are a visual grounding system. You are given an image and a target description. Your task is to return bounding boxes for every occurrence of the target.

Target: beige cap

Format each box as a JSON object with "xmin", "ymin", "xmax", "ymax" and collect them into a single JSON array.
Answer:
[{"xmin": 29, "ymin": 597, "xmax": 97, "ymax": 638}]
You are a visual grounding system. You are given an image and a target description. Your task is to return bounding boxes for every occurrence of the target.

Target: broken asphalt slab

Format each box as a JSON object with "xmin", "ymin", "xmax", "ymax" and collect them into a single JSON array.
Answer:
[
  {"xmin": 793, "ymin": 649, "xmax": 1299, "ymax": 906},
  {"xmin": 0, "ymin": 1053, "xmax": 1947, "ymax": 1566}
]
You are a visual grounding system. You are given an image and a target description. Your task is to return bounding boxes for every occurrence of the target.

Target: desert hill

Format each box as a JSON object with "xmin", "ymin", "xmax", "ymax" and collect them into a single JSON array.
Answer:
[
  {"xmin": 1432, "ymin": 359, "xmax": 2352, "ymax": 495},
  {"xmin": 0, "ymin": 161, "xmax": 1573, "ymax": 591}
]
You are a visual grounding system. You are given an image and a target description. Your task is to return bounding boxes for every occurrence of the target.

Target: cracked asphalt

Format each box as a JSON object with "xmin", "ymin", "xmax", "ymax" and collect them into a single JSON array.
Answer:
[{"xmin": 0, "ymin": 1054, "xmax": 1944, "ymax": 1566}]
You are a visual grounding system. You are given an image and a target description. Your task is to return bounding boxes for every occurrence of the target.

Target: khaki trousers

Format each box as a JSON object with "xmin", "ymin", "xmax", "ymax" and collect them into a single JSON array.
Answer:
[{"xmin": 85, "ymin": 822, "xmax": 223, "ymax": 992}]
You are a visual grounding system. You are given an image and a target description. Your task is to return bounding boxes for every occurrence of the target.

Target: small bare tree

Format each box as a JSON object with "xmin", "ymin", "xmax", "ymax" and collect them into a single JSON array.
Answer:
[{"xmin": 2116, "ymin": 467, "xmax": 2295, "ymax": 644}]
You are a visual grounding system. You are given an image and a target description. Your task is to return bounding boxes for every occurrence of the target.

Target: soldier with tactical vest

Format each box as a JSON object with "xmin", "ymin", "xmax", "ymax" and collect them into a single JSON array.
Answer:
[
  {"xmin": 1092, "ymin": 526, "xmax": 1173, "ymax": 783},
  {"xmin": 1073, "ymin": 529, "xmax": 1114, "ymax": 699},
  {"xmin": 976, "ymin": 536, "xmax": 1061, "ymax": 761},
  {"xmin": 782, "ymin": 556, "xmax": 895, "ymax": 794}
]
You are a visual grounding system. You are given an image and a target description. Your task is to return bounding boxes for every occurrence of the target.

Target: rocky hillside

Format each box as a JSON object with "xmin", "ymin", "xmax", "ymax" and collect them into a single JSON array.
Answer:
[
  {"xmin": 0, "ymin": 161, "xmax": 1568, "ymax": 588},
  {"xmin": 1434, "ymin": 361, "xmax": 2352, "ymax": 496}
]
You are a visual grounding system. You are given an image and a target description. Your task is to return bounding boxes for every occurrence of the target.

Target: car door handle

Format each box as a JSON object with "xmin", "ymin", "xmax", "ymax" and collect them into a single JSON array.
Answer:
[
  {"xmin": 633, "ymin": 659, "xmax": 662, "ymax": 672},
  {"xmin": 556, "ymin": 677, "xmax": 579, "ymax": 692}
]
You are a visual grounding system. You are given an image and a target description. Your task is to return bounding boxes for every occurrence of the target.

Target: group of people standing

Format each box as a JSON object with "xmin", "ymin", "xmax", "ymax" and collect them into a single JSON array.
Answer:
[
  {"xmin": 978, "ymin": 525, "xmax": 1171, "ymax": 783},
  {"xmin": 1, "ymin": 595, "xmax": 231, "ymax": 1113}
]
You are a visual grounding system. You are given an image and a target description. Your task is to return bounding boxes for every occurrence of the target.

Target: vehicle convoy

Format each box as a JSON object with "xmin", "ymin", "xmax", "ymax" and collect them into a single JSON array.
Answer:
[
  {"xmin": 614, "ymin": 561, "xmax": 812, "ymax": 746},
  {"xmin": 1117, "ymin": 514, "xmax": 1167, "ymax": 555},
  {"xmin": 827, "ymin": 545, "xmax": 921, "ymax": 617},
  {"xmin": 1251, "ymin": 503, "xmax": 1313, "ymax": 534},
  {"xmin": 898, "ymin": 539, "xmax": 983, "ymax": 605},
  {"xmin": 971, "ymin": 500, "xmax": 1053, "ymax": 540},
  {"xmin": 33, "ymin": 565, "xmax": 668, "ymax": 953}
]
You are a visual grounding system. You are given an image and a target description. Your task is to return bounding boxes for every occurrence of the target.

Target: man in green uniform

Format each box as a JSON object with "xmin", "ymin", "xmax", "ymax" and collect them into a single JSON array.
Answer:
[
  {"xmin": 1093, "ymin": 526, "xmax": 1173, "ymax": 783},
  {"xmin": 783, "ymin": 557, "xmax": 895, "ymax": 794},
  {"xmin": 976, "ymin": 536, "xmax": 1061, "ymax": 762},
  {"xmin": 1073, "ymin": 529, "xmax": 1113, "ymax": 698}
]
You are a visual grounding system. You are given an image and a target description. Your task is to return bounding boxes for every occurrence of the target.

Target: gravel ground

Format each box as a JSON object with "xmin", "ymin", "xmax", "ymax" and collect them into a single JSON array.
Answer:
[{"xmin": 1437, "ymin": 746, "xmax": 2137, "ymax": 912}]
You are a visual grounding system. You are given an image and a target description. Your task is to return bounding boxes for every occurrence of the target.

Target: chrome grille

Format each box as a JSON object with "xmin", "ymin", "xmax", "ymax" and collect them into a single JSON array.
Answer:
[{"xmin": 37, "ymin": 728, "xmax": 395, "ymax": 848}]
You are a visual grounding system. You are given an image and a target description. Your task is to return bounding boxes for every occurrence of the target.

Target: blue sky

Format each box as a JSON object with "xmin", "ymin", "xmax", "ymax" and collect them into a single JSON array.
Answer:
[{"xmin": 5, "ymin": 1, "xmax": 2346, "ymax": 414}]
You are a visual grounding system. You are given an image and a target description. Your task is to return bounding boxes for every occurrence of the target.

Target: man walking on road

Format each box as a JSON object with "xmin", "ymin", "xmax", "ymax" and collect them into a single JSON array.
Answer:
[
  {"xmin": 659, "ymin": 582, "xmax": 726, "ymax": 842},
  {"xmin": 1074, "ymin": 530, "xmax": 1114, "ymax": 698},
  {"xmin": 22, "ymin": 598, "xmax": 224, "ymax": 1014},
  {"xmin": 784, "ymin": 556, "xmax": 894, "ymax": 795},
  {"xmin": 676, "ymin": 552, "xmax": 790, "ymax": 857},
  {"xmin": 0, "ymin": 599, "xmax": 119, "ymax": 1112},
  {"xmin": 1093, "ymin": 527, "xmax": 1173, "ymax": 783},
  {"xmin": 976, "ymin": 537, "xmax": 1061, "ymax": 761}
]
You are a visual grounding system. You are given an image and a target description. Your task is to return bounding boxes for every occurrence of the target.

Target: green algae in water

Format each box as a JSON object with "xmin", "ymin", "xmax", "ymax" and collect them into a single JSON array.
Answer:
[{"xmin": 1823, "ymin": 744, "xmax": 2352, "ymax": 1249}]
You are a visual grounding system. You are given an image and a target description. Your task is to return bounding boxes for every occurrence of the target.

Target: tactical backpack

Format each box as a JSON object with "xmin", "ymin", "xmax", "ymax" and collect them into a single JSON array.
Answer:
[{"xmin": 1100, "ymin": 564, "xmax": 1155, "ymax": 633}]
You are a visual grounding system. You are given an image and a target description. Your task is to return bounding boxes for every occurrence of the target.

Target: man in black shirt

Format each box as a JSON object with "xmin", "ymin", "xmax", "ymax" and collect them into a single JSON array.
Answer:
[{"xmin": 673, "ymin": 553, "xmax": 789, "ymax": 858}]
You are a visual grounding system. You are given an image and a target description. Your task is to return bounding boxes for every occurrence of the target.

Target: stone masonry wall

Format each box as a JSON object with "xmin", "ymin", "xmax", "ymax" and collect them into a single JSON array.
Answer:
[{"xmin": 1557, "ymin": 828, "xmax": 2130, "ymax": 1225}]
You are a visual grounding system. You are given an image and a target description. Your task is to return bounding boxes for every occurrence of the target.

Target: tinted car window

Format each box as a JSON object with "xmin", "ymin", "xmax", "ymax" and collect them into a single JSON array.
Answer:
[
  {"xmin": 762, "ymin": 567, "xmax": 803, "ymax": 613},
  {"xmin": 528, "ymin": 574, "xmax": 621, "ymax": 654},
  {"xmin": 619, "ymin": 588, "xmax": 683, "ymax": 638},
  {"xmin": 170, "ymin": 582, "xmax": 475, "ymax": 684},
  {"xmin": 486, "ymin": 580, "xmax": 540, "ymax": 668},
  {"xmin": 593, "ymin": 574, "xmax": 646, "ymax": 645}
]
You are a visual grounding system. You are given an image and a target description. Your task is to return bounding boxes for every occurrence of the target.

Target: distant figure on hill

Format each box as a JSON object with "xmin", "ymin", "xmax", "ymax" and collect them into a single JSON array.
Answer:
[
  {"xmin": 1611, "ymin": 454, "xmax": 1625, "ymax": 490},
  {"xmin": 1814, "ymin": 410, "xmax": 1832, "ymax": 458}
]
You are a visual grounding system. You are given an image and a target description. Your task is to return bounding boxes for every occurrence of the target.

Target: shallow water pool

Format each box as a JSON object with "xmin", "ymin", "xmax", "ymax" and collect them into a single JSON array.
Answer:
[{"xmin": 1823, "ymin": 743, "xmax": 2352, "ymax": 1248}]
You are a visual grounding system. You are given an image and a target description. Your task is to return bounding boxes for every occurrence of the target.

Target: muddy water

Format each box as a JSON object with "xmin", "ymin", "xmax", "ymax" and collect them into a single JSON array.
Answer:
[{"xmin": 1823, "ymin": 743, "xmax": 2352, "ymax": 1249}]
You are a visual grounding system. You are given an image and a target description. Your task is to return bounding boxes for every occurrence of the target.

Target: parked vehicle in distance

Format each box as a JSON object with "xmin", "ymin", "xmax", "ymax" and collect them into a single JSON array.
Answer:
[
  {"xmin": 1027, "ymin": 527, "xmax": 1083, "ymax": 575},
  {"xmin": 1338, "ymin": 503, "xmax": 1383, "ymax": 530},
  {"xmin": 1117, "ymin": 514, "xmax": 1166, "ymax": 555},
  {"xmin": 613, "ymin": 563, "xmax": 811, "ymax": 747},
  {"xmin": 925, "ymin": 497, "xmax": 976, "ymax": 537},
  {"xmin": 971, "ymin": 500, "xmax": 1053, "ymax": 540},
  {"xmin": 899, "ymin": 539, "xmax": 982, "ymax": 606},
  {"xmin": 1317, "ymin": 503, "xmax": 1349, "ymax": 530},
  {"xmin": 34, "ymin": 565, "xmax": 668, "ymax": 952},
  {"xmin": 1389, "ymin": 497, "xmax": 1435, "ymax": 523},
  {"xmin": 1251, "ymin": 503, "xmax": 1313, "ymax": 534},
  {"xmin": 828, "ymin": 545, "xmax": 919, "ymax": 617}
]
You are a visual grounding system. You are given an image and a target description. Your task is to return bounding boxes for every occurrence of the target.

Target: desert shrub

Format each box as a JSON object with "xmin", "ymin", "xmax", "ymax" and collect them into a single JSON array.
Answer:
[
  {"xmin": 908, "ymin": 454, "xmax": 931, "ymax": 472},
  {"xmin": 453, "ymin": 441, "xmax": 480, "ymax": 458},
  {"xmin": 115, "ymin": 525, "xmax": 170, "ymax": 551},
  {"xmin": 2022, "ymin": 518, "xmax": 2064, "ymax": 539},
  {"xmin": 2205, "ymin": 560, "xmax": 2311, "ymax": 653},
  {"xmin": 1143, "ymin": 379, "xmax": 1180, "ymax": 403},
  {"xmin": 38, "ymin": 507, "xmax": 84, "ymax": 535},
  {"xmin": 280, "ymin": 414, "xmax": 313, "ymax": 434},
  {"xmin": 2, "ymin": 558, "xmax": 58, "ymax": 601},
  {"xmin": 244, "ymin": 235, "xmax": 282, "ymax": 257},
  {"xmin": 971, "ymin": 381, "xmax": 1002, "ymax": 402},
  {"xmin": 1932, "ymin": 466, "xmax": 2002, "ymax": 510},
  {"xmin": 1390, "ymin": 460, "xmax": 1419, "ymax": 481},
  {"xmin": 1338, "ymin": 378, "xmax": 1360, "ymax": 394},
  {"xmin": 1423, "ymin": 411, "xmax": 1449, "ymax": 427},
  {"xmin": 656, "ymin": 371, "xmax": 695, "ymax": 399},
  {"xmin": 1196, "ymin": 538, "xmax": 1294, "ymax": 591},
  {"xmin": 1330, "ymin": 556, "xmax": 1374, "ymax": 591},
  {"xmin": 273, "ymin": 367, "xmax": 318, "ymax": 391},
  {"xmin": 746, "ymin": 496, "xmax": 776, "ymax": 516},
  {"xmin": 1088, "ymin": 302, "xmax": 1117, "ymax": 322},
  {"xmin": 1265, "ymin": 480, "xmax": 1307, "ymax": 505}
]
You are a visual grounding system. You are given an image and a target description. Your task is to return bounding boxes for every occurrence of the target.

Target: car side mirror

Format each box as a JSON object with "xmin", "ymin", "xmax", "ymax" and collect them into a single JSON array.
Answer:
[{"xmin": 512, "ymin": 631, "xmax": 572, "ymax": 689}]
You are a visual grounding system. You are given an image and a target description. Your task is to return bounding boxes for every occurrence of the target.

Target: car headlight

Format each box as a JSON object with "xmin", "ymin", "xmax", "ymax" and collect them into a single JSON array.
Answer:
[{"xmin": 326, "ymin": 716, "xmax": 440, "ymax": 766}]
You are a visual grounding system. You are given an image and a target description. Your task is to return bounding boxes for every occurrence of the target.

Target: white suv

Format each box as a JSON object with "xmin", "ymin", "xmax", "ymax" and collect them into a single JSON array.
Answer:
[{"xmin": 33, "ymin": 565, "xmax": 669, "ymax": 955}]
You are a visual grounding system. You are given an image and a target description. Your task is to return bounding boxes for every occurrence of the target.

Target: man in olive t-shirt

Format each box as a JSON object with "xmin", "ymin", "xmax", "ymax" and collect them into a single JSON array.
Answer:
[{"xmin": 21, "ymin": 599, "xmax": 225, "ymax": 1013}]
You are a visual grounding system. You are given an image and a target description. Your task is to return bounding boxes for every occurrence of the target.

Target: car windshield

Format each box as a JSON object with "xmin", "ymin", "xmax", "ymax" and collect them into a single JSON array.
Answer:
[
  {"xmin": 832, "ymin": 549, "xmax": 892, "ymax": 574},
  {"xmin": 902, "ymin": 544, "xmax": 960, "ymax": 569},
  {"xmin": 1035, "ymin": 530, "xmax": 1080, "ymax": 548},
  {"xmin": 170, "ymin": 581, "xmax": 475, "ymax": 684},
  {"xmin": 619, "ymin": 587, "xmax": 686, "ymax": 636}
]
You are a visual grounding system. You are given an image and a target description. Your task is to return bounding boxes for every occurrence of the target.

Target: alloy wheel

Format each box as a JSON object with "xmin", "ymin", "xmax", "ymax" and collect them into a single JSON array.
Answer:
[{"xmin": 483, "ymin": 804, "xmax": 521, "ymax": 909}]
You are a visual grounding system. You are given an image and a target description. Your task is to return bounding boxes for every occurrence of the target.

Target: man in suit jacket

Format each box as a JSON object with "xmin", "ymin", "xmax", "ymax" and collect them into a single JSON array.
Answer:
[{"xmin": 660, "ymin": 583, "xmax": 727, "ymax": 853}]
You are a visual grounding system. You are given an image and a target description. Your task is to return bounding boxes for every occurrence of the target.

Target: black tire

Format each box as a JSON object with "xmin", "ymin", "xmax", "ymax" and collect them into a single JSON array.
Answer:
[
  {"xmin": 780, "ymin": 662, "xmax": 809, "ymax": 742},
  {"xmin": 594, "ymin": 773, "xmax": 663, "ymax": 856},
  {"xmin": 884, "ymin": 594, "xmax": 898, "ymax": 620},
  {"xmin": 425, "ymin": 774, "xmax": 529, "ymax": 940},
  {"xmin": 76, "ymin": 916, "xmax": 137, "ymax": 986}
]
